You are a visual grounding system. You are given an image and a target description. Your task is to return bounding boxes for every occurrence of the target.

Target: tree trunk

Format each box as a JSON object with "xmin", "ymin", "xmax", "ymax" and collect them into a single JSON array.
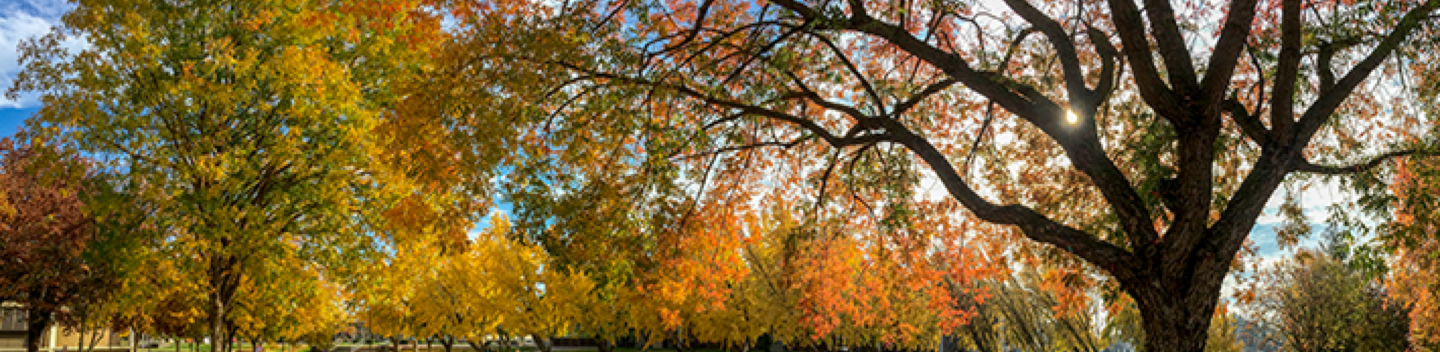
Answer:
[
  {"xmin": 223, "ymin": 324, "xmax": 238, "ymax": 352},
  {"xmin": 464, "ymin": 340, "xmax": 485, "ymax": 352},
  {"xmin": 209, "ymin": 304, "xmax": 224, "ymax": 352},
  {"xmin": 529, "ymin": 335, "xmax": 549, "ymax": 352},
  {"xmin": 208, "ymin": 245, "xmax": 242, "ymax": 352},
  {"xmin": 1126, "ymin": 263, "xmax": 1228, "ymax": 352},
  {"xmin": 24, "ymin": 307, "xmax": 52, "ymax": 352},
  {"xmin": 594, "ymin": 335, "xmax": 613, "ymax": 352},
  {"xmin": 438, "ymin": 337, "xmax": 452, "ymax": 352}
]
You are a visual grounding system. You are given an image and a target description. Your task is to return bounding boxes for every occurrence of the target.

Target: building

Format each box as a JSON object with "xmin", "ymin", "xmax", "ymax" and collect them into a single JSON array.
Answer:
[{"xmin": 0, "ymin": 303, "xmax": 130, "ymax": 352}]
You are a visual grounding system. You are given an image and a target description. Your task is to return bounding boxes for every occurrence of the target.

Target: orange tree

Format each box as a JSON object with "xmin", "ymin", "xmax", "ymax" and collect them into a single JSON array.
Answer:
[
  {"xmin": 418, "ymin": 0, "xmax": 1440, "ymax": 351},
  {"xmin": 1386, "ymin": 155, "xmax": 1440, "ymax": 350}
]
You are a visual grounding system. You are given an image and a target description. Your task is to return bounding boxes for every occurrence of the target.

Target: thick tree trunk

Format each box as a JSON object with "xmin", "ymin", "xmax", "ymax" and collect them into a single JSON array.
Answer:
[
  {"xmin": 529, "ymin": 335, "xmax": 549, "ymax": 352},
  {"xmin": 1127, "ymin": 263, "xmax": 1228, "ymax": 352},
  {"xmin": 24, "ymin": 308, "xmax": 52, "ymax": 352}
]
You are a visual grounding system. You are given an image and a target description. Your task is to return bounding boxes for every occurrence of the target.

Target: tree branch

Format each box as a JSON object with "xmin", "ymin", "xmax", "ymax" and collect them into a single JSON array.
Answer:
[
  {"xmin": 1087, "ymin": 26, "xmax": 1119, "ymax": 104},
  {"xmin": 669, "ymin": 136, "xmax": 817, "ymax": 161},
  {"xmin": 1224, "ymin": 98, "xmax": 1268, "ymax": 144},
  {"xmin": 798, "ymin": 27, "xmax": 887, "ymax": 115},
  {"xmin": 890, "ymin": 78, "xmax": 957, "ymax": 119},
  {"xmin": 1269, "ymin": 0, "xmax": 1303, "ymax": 137},
  {"xmin": 1200, "ymin": 0, "xmax": 1260, "ymax": 105},
  {"xmin": 1292, "ymin": 149, "xmax": 1429, "ymax": 175},
  {"xmin": 1293, "ymin": 0, "xmax": 1440, "ymax": 146},
  {"xmin": 1317, "ymin": 43, "xmax": 1337, "ymax": 93},
  {"xmin": 1004, "ymin": 0, "xmax": 1090, "ymax": 106},
  {"xmin": 1104, "ymin": 0, "xmax": 1182, "ymax": 118},
  {"xmin": 803, "ymin": 0, "xmax": 1164, "ymax": 251},
  {"xmin": 874, "ymin": 117, "xmax": 1141, "ymax": 280},
  {"xmin": 1140, "ymin": 0, "xmax": 1199, "ymax": 93}
]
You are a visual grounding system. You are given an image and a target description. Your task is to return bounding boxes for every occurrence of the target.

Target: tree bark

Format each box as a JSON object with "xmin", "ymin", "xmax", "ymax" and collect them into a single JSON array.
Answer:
[
  {"xmin": 24, "ymin": 307, "xmax": 52, "ymax": 352},
  {"xmin": 1120, "ymin": 252, "xmax": 1232, "ymax": 352}
]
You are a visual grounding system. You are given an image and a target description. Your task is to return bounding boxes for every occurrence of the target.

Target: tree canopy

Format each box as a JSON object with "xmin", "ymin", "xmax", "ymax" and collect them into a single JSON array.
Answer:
[
  {"xmin": 7, "ymin": 0, "xmax": 1440, "ymax": 352},
  {"xmin": 414, "ymin": 0, "xmax": 1440, "ymax": 351}
]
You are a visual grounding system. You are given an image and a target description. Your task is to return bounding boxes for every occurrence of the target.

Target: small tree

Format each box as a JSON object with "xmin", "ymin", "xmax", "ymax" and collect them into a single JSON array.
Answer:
[
  {"xmin": 0, "ymin": 131, "xmax": 108, "ymax": 352},
  {"xmin": 1256, "ymin": 245, "xmax": 1410, "ymax": 352}
]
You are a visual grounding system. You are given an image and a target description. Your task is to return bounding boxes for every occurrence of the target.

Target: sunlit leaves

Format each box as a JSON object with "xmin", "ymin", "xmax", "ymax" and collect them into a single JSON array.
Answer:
[{"xmin": 10, "ymin": 0, "xmax": 449, "ymax": 349}]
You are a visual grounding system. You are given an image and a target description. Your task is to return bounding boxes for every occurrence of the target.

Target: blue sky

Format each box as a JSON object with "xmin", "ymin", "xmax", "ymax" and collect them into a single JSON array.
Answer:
[
  {"xmin": 0, "ymin": 107, "xmax": 32, "ymax": 139},
  {"xmin": 2, "ymin": 0, "xmax": 71, "ymax": 139}
]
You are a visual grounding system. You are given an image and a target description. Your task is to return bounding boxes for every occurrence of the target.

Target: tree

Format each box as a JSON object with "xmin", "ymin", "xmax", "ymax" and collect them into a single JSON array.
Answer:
[
  {"xmin": 424, "ymin": 0, "xmax": 1440, "ymax": 351},
  {"xmin": 949, "ymin": 268, "xmax": 1111, "ymax": 352},
  {"xmin": 8, "ymin": 2, "xmax": 449, "ymax": 352},
  {"xmin": 0, "ymin": 132, "xmax": 109, "ymax": 352},
  {"xmin": 1251, "ymin": 246, "xmax": 1410, "ymax": 352},
  {"xmin": 1386, "ymin": 155, "xmax": 1440, "ymax": 350}
]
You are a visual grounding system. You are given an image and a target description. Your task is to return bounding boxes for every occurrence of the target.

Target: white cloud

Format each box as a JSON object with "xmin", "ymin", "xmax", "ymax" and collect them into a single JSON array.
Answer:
[{"xmin": 1, "ymin": 0, "xmax": 81, "ymax": 108}]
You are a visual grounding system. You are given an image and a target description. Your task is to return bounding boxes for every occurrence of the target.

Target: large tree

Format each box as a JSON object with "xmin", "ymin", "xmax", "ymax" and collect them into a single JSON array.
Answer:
[
  {"xmin": 7, "ymin": 1, "xmax": 453, "ymax": 352},
  {"xmin": 426, "ymin": 0, "xmax": 1440, "ymax": 351}
]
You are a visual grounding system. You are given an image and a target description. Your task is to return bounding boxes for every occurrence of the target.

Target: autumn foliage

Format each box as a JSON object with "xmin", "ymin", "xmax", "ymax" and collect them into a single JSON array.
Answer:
[
  {"xmin": 0, "ymin": 133, "xmax": 105, "ymax": 352},
  {"xmin": 6, "ymin": 0, "xmax": 1440, "ymax": 352}
]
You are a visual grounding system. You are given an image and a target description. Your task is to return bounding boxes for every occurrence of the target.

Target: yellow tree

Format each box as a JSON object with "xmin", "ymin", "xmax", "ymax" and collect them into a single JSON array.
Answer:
[
  {"xmin": 479, "ymin": 215, "xmax": 595, "ymax": 352},
  {"xmin": 8, "ymin": 1, "xmax": 447, "ymax": 352}
]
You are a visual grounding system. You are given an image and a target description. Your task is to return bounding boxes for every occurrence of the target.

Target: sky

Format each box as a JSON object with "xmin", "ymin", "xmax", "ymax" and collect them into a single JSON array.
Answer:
[{"xmin": 2, "ymin": 0, "xmax": 73, "ymax": 139}]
